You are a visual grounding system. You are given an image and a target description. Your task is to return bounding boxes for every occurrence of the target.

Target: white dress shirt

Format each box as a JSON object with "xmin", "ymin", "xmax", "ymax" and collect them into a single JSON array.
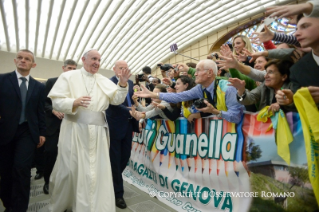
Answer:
[{"xmin": 15, "ymin": 70, "xmax": 30, "ymax": 89}]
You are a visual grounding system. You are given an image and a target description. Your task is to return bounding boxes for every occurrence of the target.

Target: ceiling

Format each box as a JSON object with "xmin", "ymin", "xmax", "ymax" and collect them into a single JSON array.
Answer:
[{"xmin": 0, "ymin": 0, "xmax": 294, "ymax": 74}]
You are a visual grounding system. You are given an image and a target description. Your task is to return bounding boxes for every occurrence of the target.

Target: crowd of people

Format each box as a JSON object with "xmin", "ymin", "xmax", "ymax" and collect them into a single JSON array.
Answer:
[
  {"xmin": 0, "ymin": 1, "xmax": 318, "ymax": 212},
  {"xmin": 132, "ymin": 0, "xmax": 319, "ymax": 121}
]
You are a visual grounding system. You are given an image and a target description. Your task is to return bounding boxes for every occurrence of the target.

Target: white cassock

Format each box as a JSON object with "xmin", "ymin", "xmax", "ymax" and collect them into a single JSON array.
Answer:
[{"xmin": 46, "ymin": 68, "xmax": 127, "ymax": 212}]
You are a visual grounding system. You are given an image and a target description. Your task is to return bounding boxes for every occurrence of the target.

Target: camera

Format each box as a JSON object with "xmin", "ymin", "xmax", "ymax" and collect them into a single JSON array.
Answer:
[
  {"xmin": 137, "ymin": 74, "xmax": 145, "ymax": 82},
  {"xmin": 193, "ymin": 98, "xmax": 208, "ymax": 109},
  {"xmin": 159, "ymin": 64, "xmax": 173, "ymax": 71},
  {"xmin": 211, "ymin": 53, "xmax": 219, "ymax": 59}
]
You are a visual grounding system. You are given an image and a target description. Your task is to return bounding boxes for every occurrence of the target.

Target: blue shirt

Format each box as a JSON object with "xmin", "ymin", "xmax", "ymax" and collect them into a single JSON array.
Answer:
[{"xmin": 159, "ymin": 81, "xmax": 244, "ymax": 124}]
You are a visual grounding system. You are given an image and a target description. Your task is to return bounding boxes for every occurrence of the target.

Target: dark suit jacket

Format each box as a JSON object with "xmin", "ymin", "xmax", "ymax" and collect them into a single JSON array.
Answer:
[
  {"xmin": 106, "ymin": 77, "xmax": 139, "ymax": 140},
  {"xmin": 290, "ymin": 52, "xmax": 319, "ymax": 92},
  {"xmin": 44, "ymin": 77, "xmax": 62, "ymax": 136},
  {"xmin": 0, "ymin": 71, "xmax": 46, "ymax": 145}
]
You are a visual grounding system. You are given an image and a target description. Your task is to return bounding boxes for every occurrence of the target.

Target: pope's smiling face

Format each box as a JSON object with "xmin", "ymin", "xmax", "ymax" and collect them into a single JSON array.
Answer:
[{"xmin": 82, "ymin": 50, "xmax": 101, "ymax": 74}]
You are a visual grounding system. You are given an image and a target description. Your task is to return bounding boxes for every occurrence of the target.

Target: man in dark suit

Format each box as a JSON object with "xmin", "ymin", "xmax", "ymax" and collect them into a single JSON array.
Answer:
[
  {"xmin": 0, "ymin": 49, "xmax": 46, "ymax": 212},
  {"xmin": 42, "ymin": 59, "xmax": 77, "ymax": 194},
  {"xmin": 276, "ymin": 15, "xmax": 319, "ymax": 106},
  {"xmin": 106, "ymin": 60, "xmax": 139, "ymax": 209}
]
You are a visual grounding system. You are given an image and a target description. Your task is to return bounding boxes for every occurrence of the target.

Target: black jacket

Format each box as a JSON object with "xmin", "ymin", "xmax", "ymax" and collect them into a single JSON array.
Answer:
[
  {"xmin": 290, "ymin": 52, "xmax": 319, "ymax": 92},
  {"xmin": 0, "ymin": 71, "xmax": 46, "ymax": 145},
  {"xmin": 44, "ymin": 77, "xmax": 62, "ymax": 136},
  {"xmin": 105, "ymin": 76, "xmax": 139, "ymax": 139}
]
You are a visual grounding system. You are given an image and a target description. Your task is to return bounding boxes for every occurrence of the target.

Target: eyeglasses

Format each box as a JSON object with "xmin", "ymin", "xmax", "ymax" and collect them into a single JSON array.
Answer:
[{"xmin": 195, "ymin": 68, "xmax": 209, "ymax": 73}]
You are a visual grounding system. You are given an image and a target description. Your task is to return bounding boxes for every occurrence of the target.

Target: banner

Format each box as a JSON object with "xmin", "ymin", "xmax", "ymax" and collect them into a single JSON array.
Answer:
[{"xmin": 123, "ymin": 112, "xmax": 318, "ymax": 212}]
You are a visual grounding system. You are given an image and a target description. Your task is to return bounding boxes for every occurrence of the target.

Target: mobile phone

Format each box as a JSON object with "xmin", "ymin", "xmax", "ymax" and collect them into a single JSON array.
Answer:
[{"xmin": 256, "ymin": 17, "xmax": 276, "ymax": 33}]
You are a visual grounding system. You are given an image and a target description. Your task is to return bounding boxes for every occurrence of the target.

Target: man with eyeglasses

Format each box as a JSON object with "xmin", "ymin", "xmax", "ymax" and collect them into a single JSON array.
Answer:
[{"xmin": 133, "ymin": 59, "xmax": 244, "ymax": 124}]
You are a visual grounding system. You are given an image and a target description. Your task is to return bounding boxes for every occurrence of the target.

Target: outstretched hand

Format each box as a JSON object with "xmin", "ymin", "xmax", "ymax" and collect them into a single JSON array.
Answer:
[
  {"xmin": 228, "ymin": 78, "xmax": 246, "ymax": 95},
  {"xmin": 235, "ymin": 53, "xmax": 248, "ymax": 63},
  {"xmin": 220, "ymin": 44, "xmax": 232, "ymax": 58},
  {"xmin": 266, "ymin": 3, "xmax": 313, "ymax": 19},
  {"xmin": 129, "ymin": 106, "xmax": 146, "ymax": 121},
  {"xmin": 217, "ymin": 54, "xmax": 239, "ymax": 70},
  {"xmin": 135, "ymin": 84, "xmax": 157, "ymax": 98},
  {"xmin": 118, "ymin": 68, "xmax": 132, "ymax": 87},
  {"xmin": 152, "ymin": 101, "xmax": 166, "ymax": 110},
  {"xmin": 250, "ymin": 25, "xmax": 274, "ymax": 45},
  {"xmin": 242, "ymin": 48, "xmax": 267, "ymax": 63}
]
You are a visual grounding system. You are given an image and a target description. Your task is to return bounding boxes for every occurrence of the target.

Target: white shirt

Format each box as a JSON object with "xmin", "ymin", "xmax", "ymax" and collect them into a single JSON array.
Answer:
[
  {"xmin": 312, "ymin": 51, "xmax": 319, "ymax": 66},
  {"xmin": 15, "ymin": 70, "xmax": 30, "ymax": 89}
]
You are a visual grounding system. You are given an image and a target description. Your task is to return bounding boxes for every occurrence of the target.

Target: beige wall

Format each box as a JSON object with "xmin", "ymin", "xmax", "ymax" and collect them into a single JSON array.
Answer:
[{"xmin": 0, "ymin": 51, "xmax": 121, "ymax": 81}]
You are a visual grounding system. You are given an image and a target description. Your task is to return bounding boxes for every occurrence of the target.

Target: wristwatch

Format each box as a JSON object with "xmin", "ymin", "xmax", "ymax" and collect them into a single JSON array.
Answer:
[
  {"xmin": 237, "ymin": 90, "xmax": 246, "ymax": 101},
  {"xmin": 217, "ymin": 110, "xmax": 222, "ymax": 118}
]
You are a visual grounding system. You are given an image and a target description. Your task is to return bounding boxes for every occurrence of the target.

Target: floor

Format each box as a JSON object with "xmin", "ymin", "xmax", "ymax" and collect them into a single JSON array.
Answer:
[{"xmin": 0, "ymin": 168, "xmax": 176, "ymax": 212}]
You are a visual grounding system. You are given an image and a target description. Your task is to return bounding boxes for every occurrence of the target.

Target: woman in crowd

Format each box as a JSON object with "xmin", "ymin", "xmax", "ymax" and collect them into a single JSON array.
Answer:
[
  {"xmin": 219, "ymin": 44, "xmax": 268, "ymax": 89},
  {"xmin": 153, "ymin": 76, "xmax": 200, "ymax": 122},
  {"xmin": 219, "ymin": 44, "xmax": 269, "ymax": 112},
  {"xmin": 232, "ymin": 35, "xmax": 255, "ymax": 67},
  {"xmin": 228, "ymin": 59, "xmax": 294, "ymax": 113}
]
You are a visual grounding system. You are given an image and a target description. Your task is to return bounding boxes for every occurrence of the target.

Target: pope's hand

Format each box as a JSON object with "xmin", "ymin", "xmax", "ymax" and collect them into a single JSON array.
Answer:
[
  {"xmin": 118, "ymin": 68, "xmax": 132, "ymax": 87},
  {"xmin": 74, "ymin": 96, "xmax": 91, "ymax": 108}
]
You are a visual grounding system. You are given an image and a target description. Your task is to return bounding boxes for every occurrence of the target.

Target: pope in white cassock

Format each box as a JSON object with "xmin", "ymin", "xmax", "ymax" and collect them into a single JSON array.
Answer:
[{"xmin": 44, "ymin": 49, "xmax": 131, "ymax": 212}]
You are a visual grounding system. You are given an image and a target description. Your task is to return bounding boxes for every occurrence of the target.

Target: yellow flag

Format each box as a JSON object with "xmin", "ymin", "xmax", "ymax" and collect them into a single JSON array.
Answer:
[
  {"xmin": 276, "ymin": 110, "xmax": 293, "ymax": 165},
  {"xmin": 257, "ymin": 106, "xmax": 293, "ymax": 165},
  {"xmin": 294, "ymin": 88, "xmax": 319, "ymax": 206},
  {"xmin": 182, "ymin": 101, "xmax": 191, "ymax": 118}
]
